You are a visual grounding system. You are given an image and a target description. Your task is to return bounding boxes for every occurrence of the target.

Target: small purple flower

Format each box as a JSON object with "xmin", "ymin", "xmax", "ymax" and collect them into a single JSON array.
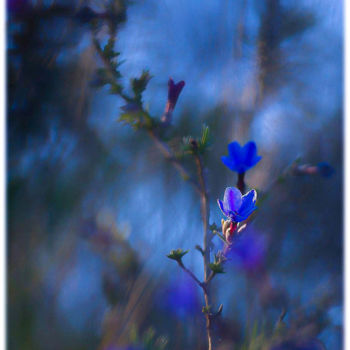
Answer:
[
  {"xmin": 161, "ymin": 78, "xmax": 185, "ymax": 124},
  {"xmin": 167, "ymin": 78, "xmax": 185, "ymax": 111},
  {"xmin": 217, "ymin": 187, "xmax": 257, "ymax": 223},
  {"xmin": 221, "ymin": 141, "xmax": 262, "ymax": 174}
]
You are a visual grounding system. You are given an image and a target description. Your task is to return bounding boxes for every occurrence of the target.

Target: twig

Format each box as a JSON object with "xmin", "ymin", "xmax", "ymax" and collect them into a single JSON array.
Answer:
[
  {"xmin": 194, "ymin": 153, "xmax": 213, "ymax": 350},
  {"xmin": 92, "ymin": 36, "xmax": 201, "ymax": 194},
  {"xmin": 205, "ymin": 271, "xmax": 216, "ymax": 286},
  {"xmin": 92, "ymin": 36, "xmax": 131, "ymax": 102},
  {"xmin": 147, "ymin": 130, "xmax": 200, "ymax": 193},
  {"xmin": 177, "ymin": 261, "xmax": 204, "ymax": 290}
]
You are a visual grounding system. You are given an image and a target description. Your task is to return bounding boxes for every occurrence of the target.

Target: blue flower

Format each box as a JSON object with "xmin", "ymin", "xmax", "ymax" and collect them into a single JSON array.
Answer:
[
  {"xmin": 317, "ymin": 162, "xmax": 335, "ymax": 178},
  {"xmin": 217, "ymin": 187, "xmax": 257, "ymax": 223},
  {"xmin": 221, "ymin": 141, "xmax": 262, "ymax": 174}
]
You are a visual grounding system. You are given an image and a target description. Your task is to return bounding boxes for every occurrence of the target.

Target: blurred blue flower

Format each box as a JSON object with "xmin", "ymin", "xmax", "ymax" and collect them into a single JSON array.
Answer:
[
  {"xmin": 317, "ymin": 162, "xmax": 335, "ymax": 178},
  {"xmin": 227, "ymin": 228, "xmax": 266, "ymax": 272},
  {"xmin": 158, "ymin": 275, "xmax": 199, "ymax": 318},
  {"xmin": 217, "ymin": 187, "xmax": 257, "ymax": 223},
  {"xmin": 221, "ymin": 141, "xmax": 262, "ymax": 174}
]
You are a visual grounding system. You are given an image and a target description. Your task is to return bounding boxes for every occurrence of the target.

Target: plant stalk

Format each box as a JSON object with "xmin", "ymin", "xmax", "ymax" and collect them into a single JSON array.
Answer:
[{"xmin": 195, "ymin": 153, "xmax": 213, "ymax": 350}]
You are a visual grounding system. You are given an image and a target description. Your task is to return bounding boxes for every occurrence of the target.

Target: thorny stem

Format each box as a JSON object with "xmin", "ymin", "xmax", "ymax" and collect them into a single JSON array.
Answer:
[{"xmin": 194, "ymin": 153, "xmax": 214, "ymax": 350}]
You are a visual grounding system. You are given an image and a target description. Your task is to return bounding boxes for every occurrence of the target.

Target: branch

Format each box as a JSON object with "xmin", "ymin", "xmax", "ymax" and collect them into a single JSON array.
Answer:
[
  {"xmin": 177, "ymin": 260, "xmax": 204, "ymax": 290},
  {"xmin": 205, "ymin": 271, "xmax": 216, "ymax": 286},
  {"xmin": 92, "ymin": 37, "xmax": 201, "ymax": 194},
  {"xmin": 194, "ymin": 153, "xmax": 211, "ymax": 278},
  {"xmin": 92, "ymin": 36, "xmax": 131, "ymax": 102},
  {"xmin": 194, "ymin": 152, "xmax": 214, "ymax": 350},
  {"xmin": 147, "ymin": 130, "xmax": 200, "ymax": 193}
]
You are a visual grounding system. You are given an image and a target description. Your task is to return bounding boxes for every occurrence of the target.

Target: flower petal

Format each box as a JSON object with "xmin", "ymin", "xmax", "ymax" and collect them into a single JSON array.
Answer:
[
  {"xmin": 217, "ymin": 199, "xmax": 228, "ymax": 217},
  {"xmin": 221, "ymin": 156, "xmax": 236, "ymax": 171},
  {"xmin": 238, "ymin": 190, "xmax": 258, "ymax": 218},
  {"xmin": 239, "ymin": 205, "xmax": 257, "ymax": 220},
  {"xmin": 243, "ymin": 142, "xmax": 258, "ymax": 166},
  {"xmin": 228, "ymin": 142, "xmax": 244, "ymax": 163},
  {"xmin": 223, "ymin": 187, "xmax": 242, "ymax": 212},
  {"xmin": 234, "ymin": 204, "xmax": 257, "ymax": 222},
  {"xmin": 251, "ymin": 155, "xmax": 262, "ymax": 167},
  {"xmin": 242, "ymin": 189, "xmax": 257, "ymax": 204}
]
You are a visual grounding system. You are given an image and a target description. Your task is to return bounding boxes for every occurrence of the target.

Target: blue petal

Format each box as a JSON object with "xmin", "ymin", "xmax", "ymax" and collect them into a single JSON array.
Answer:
[
  {"xmin": 221, "ymin": 156, "xmax": 236, "ymax": 171},
  {"xmin": 241, "ymin": 189, "xmax": 257, "ymax": 206},
  {"xmin": 235, "ymin": 205, "xmax": 257, "ymax": 222},
  {"xmin": 223, "ymin": 187, "xmax": 242, "ymax": 212},
  {"xmin": 243, "ymin": 142, "xmax": 257, "ymax": 164},
  {"xmin": 250, "ymin": 155, "xmax": 262, "ymax": 168},
  {"xmin": 228, "ymin": 142, "xmax": 244, "ymax": 163},
  {"xmin": 217, "ymin": 199, "xmax": 228, "ymax": 217},
  {"xmin": 238, "ymin": 190, "xmax": 258, "ymax": 218},
  {"xmin": 239, "ymin": 205, "xmax": 257, "ymax": 220},
  {"xmin": 231, "ymin": 212, "xmax": 248, "ymax": 222}
]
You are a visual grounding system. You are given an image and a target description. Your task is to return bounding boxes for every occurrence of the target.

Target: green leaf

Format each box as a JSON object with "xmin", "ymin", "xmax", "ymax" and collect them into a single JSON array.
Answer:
[
  {"xmin": 167, "ymin": 249, "xmax": 189, "ymax": 262},
  {"xmin": 200, "ymin": 124, "xmax": 209, "ymax": 145},
  {"xmin": 209, "ymin": 223, "xmax": 220, "ymax": 231},
  {"xmin": 103, "ymin": 37, "xmax": 120, "ymax": 59},
  {"xmin": 202, "ymin": 305, "xmax": 211, "ymax": 314},
  {"xmin": 131, "ymin": 70, "xmax": 152, "ymax": 103},
  {"xmin": 209, "ymin": 262, "xmax": 225, "ymax": 274},
  {"xmin": 198, "ymin": 124, "xmax": 210, "ymax": 154},
  {"xmin": 109, "ymin": 82, "xmax": 123, "ymax": 95}
]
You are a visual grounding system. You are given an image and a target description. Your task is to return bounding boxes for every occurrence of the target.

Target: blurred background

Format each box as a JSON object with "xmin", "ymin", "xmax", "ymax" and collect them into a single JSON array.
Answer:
[{"xmin": 7, "ymin": 0, "xmax": 343, "ymax": 349}]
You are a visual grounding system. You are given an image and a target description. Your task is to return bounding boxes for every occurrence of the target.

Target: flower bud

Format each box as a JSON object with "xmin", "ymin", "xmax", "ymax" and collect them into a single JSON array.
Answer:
[
  {"xmin": 221, "ymin": 219, "xmax": 237, "ymax": 242},
  {"xmin": 292, "ymin": 162, "xmax": 335, "ymax": 178},
  {"xmin": 161, "ymin": 78, "xmax": 185, "ymax": 125}
]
